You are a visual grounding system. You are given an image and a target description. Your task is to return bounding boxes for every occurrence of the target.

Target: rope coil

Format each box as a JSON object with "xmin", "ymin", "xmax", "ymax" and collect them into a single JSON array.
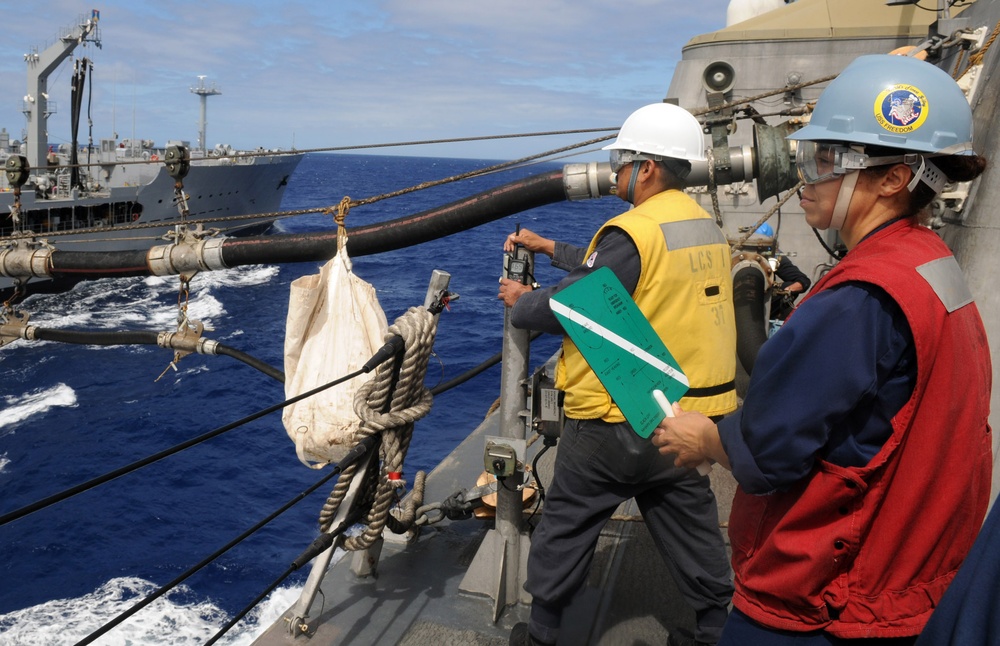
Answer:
[{"xmin": 318, "ymin": 306, "xmax": 437, "ymax": 550}]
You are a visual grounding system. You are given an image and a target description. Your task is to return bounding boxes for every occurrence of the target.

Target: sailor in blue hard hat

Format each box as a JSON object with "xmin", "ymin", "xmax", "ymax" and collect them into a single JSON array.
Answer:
[
  {"xmin": 787, "ymin": 53, "xmax": 980, "ymax": 238},
  {"xmin": 653, "ymin": 53, "xmax": 991, "ymax": 645}
]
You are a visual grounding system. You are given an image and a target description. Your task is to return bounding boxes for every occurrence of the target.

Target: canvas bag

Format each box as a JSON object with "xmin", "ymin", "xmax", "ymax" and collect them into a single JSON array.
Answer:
[{"xmin": 282, "ymin": 240, "xmax": 388, "ymax": 468}]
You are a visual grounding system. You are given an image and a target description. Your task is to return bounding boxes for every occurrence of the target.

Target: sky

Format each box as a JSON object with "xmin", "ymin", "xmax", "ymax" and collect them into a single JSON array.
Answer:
[{"xmin": 0, "ymin": 0, "xmax": 735, "ymax": 160}]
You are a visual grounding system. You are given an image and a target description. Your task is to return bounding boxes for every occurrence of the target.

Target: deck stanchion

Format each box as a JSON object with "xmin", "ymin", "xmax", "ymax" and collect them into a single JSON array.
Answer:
[{"xmin": 460, "ymin": 249, "xmax": 534, "ymax": 620}]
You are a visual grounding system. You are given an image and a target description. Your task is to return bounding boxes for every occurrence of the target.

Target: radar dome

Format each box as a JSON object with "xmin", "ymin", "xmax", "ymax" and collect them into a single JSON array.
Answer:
[{"xmin": 726, "ymin": 0, "xmax": 790, "ymax": 26}]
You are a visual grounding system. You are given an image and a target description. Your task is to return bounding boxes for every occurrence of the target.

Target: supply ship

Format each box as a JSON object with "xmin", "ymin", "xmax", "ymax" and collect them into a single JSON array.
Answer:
[{"xmin": 0, "ymin": 10, "xmax": 302, "ymax": 296}]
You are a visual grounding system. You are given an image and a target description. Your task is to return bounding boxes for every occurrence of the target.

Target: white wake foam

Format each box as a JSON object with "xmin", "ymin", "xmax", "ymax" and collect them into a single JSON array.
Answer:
[
  {"xmin": 0, "ymin": 384, "xmax": 77, "ymax": 430},
  {"xmin": 0, "ymin": 577, "xmax": 304, "ymax": 646},
  {"xmin": 20, "ymin": 265, "xmax": 279, "ymax": 335}
]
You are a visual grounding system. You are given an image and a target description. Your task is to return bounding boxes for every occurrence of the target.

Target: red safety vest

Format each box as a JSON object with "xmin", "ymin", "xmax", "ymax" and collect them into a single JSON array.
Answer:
[{"xmin": 728, "ymin": 219, "xmax": 992, "ymax": 638}]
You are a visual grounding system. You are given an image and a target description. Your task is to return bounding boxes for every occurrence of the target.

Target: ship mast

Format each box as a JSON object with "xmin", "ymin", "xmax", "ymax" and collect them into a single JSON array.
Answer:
[
  {"xmin": 22, "ymin": 9, "xmax": 101, "ymax": 176},
  {"xmin": 190, "ymin": 75, "xmax": 221, "ymax": 153}
]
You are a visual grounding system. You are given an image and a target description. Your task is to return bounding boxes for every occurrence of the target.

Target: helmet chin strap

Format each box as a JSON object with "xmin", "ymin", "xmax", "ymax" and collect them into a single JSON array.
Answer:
[
  {"xmin": 626, "ymin": 161, "xmax": 641, "ymax": 204},
  {"xmin": 907, "ymin": 156, "xmax": 947, "ymax": 194},
  {"xmin": 829, "ymin": 170, "xmax": 859, "ymax": 231}
]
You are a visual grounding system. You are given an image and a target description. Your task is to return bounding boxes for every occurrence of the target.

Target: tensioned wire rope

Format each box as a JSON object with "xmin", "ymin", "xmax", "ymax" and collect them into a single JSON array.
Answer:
[
  {"xmin": 0, "ymin": 333, "xmax": 398, "ymax": 644},
  {"xmin": 0, "ymin": 319, "xmax": 546, "ymax": 643},
  {"xmin": 2, "ymin": 131, "xmax": 618, "ymax": 243},
  {"xmin": 0, "ymin": 335, "xmax": 405, "ymax": 528},
  {"xmin": 72, "ymin": 438, "xmax": 377, "ymax": 646},
  {"xmin": 6, "ymin": 70, "xmax": 839, "ymax": 243}
]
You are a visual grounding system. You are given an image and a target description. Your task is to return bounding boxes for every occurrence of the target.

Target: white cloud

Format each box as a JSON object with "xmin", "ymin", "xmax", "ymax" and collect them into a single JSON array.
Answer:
[{"xmin": 1, "ymin": 0, "xmax": 731, "ymax": 159}]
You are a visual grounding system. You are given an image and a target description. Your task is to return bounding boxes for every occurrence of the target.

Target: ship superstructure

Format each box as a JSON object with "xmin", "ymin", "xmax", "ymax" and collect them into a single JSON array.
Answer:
[{"xmin": 0, "ymin": 9, "xmax": 302, "ymax": 294}]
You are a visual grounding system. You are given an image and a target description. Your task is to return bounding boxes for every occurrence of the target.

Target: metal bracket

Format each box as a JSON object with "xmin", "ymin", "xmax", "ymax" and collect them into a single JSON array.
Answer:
[
  {"xmin": 527, "ymin": 367, "xmax": 563, "ymax": 438},
  {"xmin": 485, "ymin": 440, "xmax": 518, "ymax": 478},
  {"xmin": 0, "ymin": 309, "xmax": 30, "ymax": 348},
  {"xmin": 484, "ymin": 435, "xmax": 525, "ymax": 479}
]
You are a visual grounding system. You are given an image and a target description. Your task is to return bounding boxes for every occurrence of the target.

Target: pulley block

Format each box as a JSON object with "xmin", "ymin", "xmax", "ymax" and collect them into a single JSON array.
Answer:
[
  {"xmin": 164, "ymin": 145, "xmax": 191, "ymax": 180},
  {"xmin": 5, "ymin": 156, "xmax": 29, "ymax": 188}
]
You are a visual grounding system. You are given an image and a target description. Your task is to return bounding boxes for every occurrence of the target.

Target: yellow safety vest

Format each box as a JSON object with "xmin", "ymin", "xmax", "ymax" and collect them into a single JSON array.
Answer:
[{"xmin": 556, "ymin": 190, "xmax": 737, "ymax": 420}]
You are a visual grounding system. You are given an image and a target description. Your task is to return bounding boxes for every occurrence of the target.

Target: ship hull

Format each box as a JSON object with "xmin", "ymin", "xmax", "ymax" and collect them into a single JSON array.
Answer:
[{"xmin": 0, "ymin": 153, "xmax": 303, "ymax": 295}]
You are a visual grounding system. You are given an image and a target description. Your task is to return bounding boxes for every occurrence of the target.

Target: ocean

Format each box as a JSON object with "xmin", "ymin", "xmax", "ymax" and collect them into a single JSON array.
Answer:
[{"xmin": 0, "ymin": 153, "xmax": 620, "ymax": 644}]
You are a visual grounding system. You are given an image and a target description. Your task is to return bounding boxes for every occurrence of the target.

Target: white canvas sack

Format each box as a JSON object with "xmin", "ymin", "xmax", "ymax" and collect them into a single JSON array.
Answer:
[{"xmin": 282, "ymin": 242, "xmax": 388, "ymax": 468}]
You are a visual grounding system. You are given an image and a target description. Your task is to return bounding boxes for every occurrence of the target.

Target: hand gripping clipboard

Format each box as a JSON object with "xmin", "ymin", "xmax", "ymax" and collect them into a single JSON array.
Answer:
[{"xmin": 549, "ymin": 266, "xmax": 712, "ymax": 475}]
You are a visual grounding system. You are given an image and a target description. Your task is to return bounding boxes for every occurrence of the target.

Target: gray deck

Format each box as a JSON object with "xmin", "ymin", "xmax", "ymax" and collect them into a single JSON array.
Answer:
[{"xmin": 253, "ymin": 406, "xmax": 736, "ymax": 645}]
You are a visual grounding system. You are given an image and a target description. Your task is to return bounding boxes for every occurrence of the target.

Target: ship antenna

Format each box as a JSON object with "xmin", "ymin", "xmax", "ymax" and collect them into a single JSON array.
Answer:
[{"xmin": 190, "ymin": 75, "xmax": 221, "ymax": 153}]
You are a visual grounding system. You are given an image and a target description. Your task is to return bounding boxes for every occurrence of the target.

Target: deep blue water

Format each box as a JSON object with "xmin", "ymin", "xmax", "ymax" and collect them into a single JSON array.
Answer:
[{"xmin": 0, "ymin": 153, "xmax": 619, "ymax": 644}]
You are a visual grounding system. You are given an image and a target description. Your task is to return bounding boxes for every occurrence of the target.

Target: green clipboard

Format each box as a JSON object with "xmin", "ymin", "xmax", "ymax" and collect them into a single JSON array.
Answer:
[{"xmin": 549, "ymin": 266, "xmax": 689, "ymax": 439}]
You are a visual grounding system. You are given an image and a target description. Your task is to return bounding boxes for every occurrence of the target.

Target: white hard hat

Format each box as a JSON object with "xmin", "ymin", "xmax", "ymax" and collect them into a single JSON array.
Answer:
[{"xmin": 603, "ymin": 103, "xmax": 707, "ymax": 162}]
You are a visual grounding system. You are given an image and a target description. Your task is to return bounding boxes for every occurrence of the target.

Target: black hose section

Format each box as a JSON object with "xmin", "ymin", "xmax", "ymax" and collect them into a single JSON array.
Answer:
[
  {"xmin": 30, "ymin": 327, "xmax": 159, "ymax": 346},
  {"xmin": 362, "ymin": 334, "xmax": 405, "ymax": 372},
  {"xmin": 220, "ymin": 169, "xmax": 570, "ymax": 266},
  {"xmin": 204, "ymin": 510, "xmax": 365, "ymax": 646},
  {"xmin": 291, "ymin": 505, "xmax": 363, "ymax": 569},
  {"xmin": 429, "ymin": 330, "xmax": 544, "ymax": 396},
  {"xmin": 22, "ymin": 326, "xmax": 285, "ymax": 382},
  {"xmin": 48, "ymin": 249, "xmax": 150, "ymax": 279},
  {"xmin": 0, "ymin": 365, "xmax": 367, "ymax": 527},
  {"xmin": 733, "ymin": 265, "xmax": 769, "ymax": 376},
  {"xmin": 43, "ymin": 170, "xmax": 569, "ymax": 278},
  {"xmin": 74, "ymin": 435, "xmax": 378, "ymax": 646},
  {"xmin": 530, "ymin": 441, "xmax": 554, "ymax": 503},
  {"xmin": 215, "ymin": 343, "xmax": 285, "ymax": 383},
  {"xmin": 525, "ymin": 437, "xmax": 557, "ymax": 527}
]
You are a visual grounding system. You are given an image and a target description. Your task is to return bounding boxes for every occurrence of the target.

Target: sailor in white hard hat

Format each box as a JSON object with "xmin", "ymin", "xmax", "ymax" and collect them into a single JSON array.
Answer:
[{"xmin": 501, "ymin": 102, "xmax": 736, "ymax": 646}]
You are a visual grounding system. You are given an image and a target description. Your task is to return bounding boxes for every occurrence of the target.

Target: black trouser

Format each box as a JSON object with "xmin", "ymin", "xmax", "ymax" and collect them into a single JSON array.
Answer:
[{"xmin": 525, "ymin": 417, "xmax": 733, "ymax": 644}]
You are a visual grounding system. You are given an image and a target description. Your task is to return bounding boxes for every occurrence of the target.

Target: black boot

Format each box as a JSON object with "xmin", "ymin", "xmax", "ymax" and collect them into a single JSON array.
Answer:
[{"xmin": 509, "ymin": 622, "xmax": 555, "ymax": 646}]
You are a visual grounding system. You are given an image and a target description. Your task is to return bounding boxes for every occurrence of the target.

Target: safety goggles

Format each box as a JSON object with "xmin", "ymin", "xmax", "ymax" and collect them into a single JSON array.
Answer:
[
  {"xmin": 609, "ymin": 149, "xmax": 652, "ymax": 174},
  {"xmin": 795, "ymin": 141, "xmax": 923, "ymax": 185},
  {"xmin": 794, "ymin": 142, "xmax": 868, "ymax": 185}
]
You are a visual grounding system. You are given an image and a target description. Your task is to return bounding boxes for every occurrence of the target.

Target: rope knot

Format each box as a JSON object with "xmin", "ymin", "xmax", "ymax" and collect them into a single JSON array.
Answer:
[
  {"xmin": 335, "ymin": 196, "xmax": 351, "ymax": 226},
  {"xmin": 329, "ymin": 196, "xmax": 353, "ymax": 251}
]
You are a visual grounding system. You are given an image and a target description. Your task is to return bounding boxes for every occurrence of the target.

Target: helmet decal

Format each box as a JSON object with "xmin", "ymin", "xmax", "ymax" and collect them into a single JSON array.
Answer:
[
  {"xmin": 874, "ymin": 84, "xmax": 929, "ymax": 134},
  {"xmin": 788, "ymin": 55, "xmax": 971, "ymax": 153}
]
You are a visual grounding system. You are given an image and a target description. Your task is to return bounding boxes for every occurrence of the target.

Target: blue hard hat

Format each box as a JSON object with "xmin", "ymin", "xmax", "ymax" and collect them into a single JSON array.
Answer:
[
  {"xmin": 787, "ymin": 54, "xmax": 973, "ymax": 155},
  {"xmin": 755, "ymin": 223, "xmax": 774, "ymax": 236}
]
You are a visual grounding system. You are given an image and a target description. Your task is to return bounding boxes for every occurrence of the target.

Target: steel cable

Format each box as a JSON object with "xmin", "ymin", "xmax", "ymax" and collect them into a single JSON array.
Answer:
[
  {"xmin": 73, "ymin": 436, "xmax": 377, "ymax": 646},
  {"xmin": 0, "ymin": 338, "xmax": 401, "ymax": 527}
]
